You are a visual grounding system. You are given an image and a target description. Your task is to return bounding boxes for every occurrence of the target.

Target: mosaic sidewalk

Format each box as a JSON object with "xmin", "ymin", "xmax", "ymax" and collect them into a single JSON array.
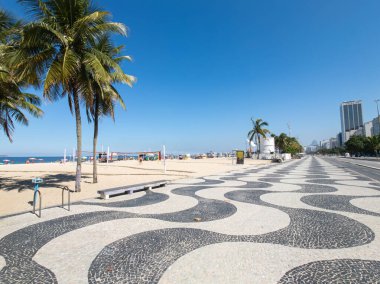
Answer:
[{"xmin": 1, "ymin": 157, "xmax": 380, "ymax": 283}]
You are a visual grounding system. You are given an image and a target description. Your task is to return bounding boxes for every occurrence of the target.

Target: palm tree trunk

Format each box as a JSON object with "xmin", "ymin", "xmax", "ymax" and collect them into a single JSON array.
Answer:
[
  {"xmin": 93, "ymin": 94, "xmax": 99, "ymax": 183},
  {"xmin": 73, "ymin": 90, "xmax": 82, "ymax": 192},
  {"xmin": 256, "ymin": 135, "xmax": 259, "ymax": 159},
  {"xmin": 248, "ymin": 138, "xmax": 252, "ymax": 158}
]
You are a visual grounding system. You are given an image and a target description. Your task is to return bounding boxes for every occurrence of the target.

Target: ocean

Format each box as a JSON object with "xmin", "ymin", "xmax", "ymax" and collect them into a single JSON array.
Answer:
[
  {"xmin": 0, "ymin": 154, "xmax": 141, "ymax": 164},
  {"xmin": 0, "ymin": 156, "xmax": 66, "ymax": 164}
]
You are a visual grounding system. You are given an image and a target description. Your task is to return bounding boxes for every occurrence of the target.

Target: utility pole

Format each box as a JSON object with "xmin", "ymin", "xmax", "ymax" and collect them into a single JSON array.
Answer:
[
  {"xmin": 287, "ymin": 123, "xmax": 291, "ymax": 137},
  {"xmin": 375, "ymin": 100, "xmax": 380, "ymax": 135},
  {"xmin": 163, "ymin": 145, "xmax": 166, "ymax": 173}
]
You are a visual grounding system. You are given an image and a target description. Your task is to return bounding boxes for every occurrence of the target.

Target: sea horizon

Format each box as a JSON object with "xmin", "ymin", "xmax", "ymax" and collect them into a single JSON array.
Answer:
[{"xmin": 0, "ymin": 156, "xmax": 66, "ymax": 164}]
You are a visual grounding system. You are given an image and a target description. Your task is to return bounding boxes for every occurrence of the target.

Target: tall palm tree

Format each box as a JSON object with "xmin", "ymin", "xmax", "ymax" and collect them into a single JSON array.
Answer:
[
  {"xmin": 247, "ymin": 118, "xmax": 270, "ymax": 158},
  {"xmin": 0, "ymin": 9, "xmax": 43, "ymax": 142},
  {"xmin": 15, "ymin": 0, "xmax": 127, "ymax": 192},
  {"xmin": 85, "ymin": 36, "xmax": 135, "ymax": 183}
]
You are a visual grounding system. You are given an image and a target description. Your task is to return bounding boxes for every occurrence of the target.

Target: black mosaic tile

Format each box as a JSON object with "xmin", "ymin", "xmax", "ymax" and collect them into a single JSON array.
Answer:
[
  {"xmin": 262, "ymin": 174, "xmax": 285, "ymax": 178},
  {"xmin": 306, "ymin": 171, "xmax": 328, "ymax": 175},
  {"xmin": 301, "ymin": 195, "xmax": 380, "ymax": 217},
  {"xmin": 200, "ymin": 178, "xmax": 226, "ymax": 185},
  {"xmin": 88, "ymin": 228, "xmax": 231, "ymax": 284},
  {"xmin": 0, "ymin": 210, "xmax": 135, "ymax": 284},
  {"xmin": 237, "ymin": 181, "xmax": 273, "ymax": 188},
  {"xmin": 220, "ymin": 176, "xmax": 240, "ymax": 181},
  {"xmin": 369, "ymin": 182, "xmax": 380, "ymax": 188},
  {"xmin": 225, "ymin": 190, "xmax": 375, "ymax": 249},
  {"xmin": 278, "ymin": 259, "xmax": 380, "ymax": 284},
  {"xmin": 88, "ymin": 222, "xmax": 377, "ymax": 284},
  {"xmin": 353, "ymin": 176, "xmax": 372, "ymax": 181},
  {"xmin": 274, "ymin": 171, "xmax": 292, "ymax": 175},
  {"xmin": 0, "ymin": 185, "xmax": 237, "ymax": 282},
  {"xmin": 306, "ymin": 179, "xmax": 338, "ymax": 185},
  {"xmin": 146, "ymin": 186, "xmax": 237, "ymax": 222},
  {"xmin": 304, "ymin": 175, "xmax": 330, "ymax": 179},
  {"xmin": 295, "ymin": 184, "xmax": 337, "ymax": 193}
]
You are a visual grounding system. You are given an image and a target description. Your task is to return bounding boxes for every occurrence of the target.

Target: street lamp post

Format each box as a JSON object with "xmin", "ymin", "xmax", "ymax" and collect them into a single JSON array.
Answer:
[
  {"xmin": 374, "ymin": 99, "xmax": 380, "ymax": 159},
  {"xmin": 375, "ymin": 99, "xmax": 380, "ymax": 135}
]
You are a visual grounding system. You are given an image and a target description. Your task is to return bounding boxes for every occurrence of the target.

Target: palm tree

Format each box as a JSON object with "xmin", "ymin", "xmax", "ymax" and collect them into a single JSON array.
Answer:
[
  {"xmin": 0, "ymin": 9, "xmax": 14, "ymax": 39},
  {"xmin": 0, "ymin": 70, "xmax": 43, "ymax": 141},
  {"xmin": 16, "ymin": 0, "xmax": 128, "ymax": 192},
  {"xmin": 274, "ymin": 133, "xmax": 288, "ymax": 153},
  {"xmin": 85, "ymin": 36, "xmax": 135, "ymax": 183},
  {"xmin": 247, "ymin": 118, "xmax": 270, "ymax": 158},
  {"xmin": 0, "ymin": 9, "xmax": 43, "ymax": 142},
  {"xmin": 274, "ymin": 133, "xmax": 303, "ymax": 155}
]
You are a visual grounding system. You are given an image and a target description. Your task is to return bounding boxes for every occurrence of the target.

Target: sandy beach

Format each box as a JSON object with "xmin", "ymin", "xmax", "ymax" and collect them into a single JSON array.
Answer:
[{"xmin": 0, "ymin": 158, "xmax": 270, "ymax": 216}]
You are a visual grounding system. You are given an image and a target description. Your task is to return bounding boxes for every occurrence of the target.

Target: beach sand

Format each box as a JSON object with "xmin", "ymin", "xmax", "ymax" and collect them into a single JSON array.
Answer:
[{"xmin": 0, "ymin": 158, "xmax": 271, "ymax": 217}]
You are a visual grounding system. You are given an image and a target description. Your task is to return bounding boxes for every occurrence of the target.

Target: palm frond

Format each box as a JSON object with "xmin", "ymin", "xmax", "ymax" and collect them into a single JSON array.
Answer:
[{"xmin": 62, "ymin": 48, "xmax": 80, "ymax": 82}]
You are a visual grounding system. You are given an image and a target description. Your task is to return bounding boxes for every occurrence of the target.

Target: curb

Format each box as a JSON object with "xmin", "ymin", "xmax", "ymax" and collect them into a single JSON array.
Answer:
[{"xmin": 341, "ymin": 160, "xmax": 380, "ymax": 171}]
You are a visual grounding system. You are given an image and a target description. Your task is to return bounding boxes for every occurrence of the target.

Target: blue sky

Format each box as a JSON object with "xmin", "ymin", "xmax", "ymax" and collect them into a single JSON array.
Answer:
[{"xmin": 2, "ymin": 0, "xmax": 380, "ymax": 155}]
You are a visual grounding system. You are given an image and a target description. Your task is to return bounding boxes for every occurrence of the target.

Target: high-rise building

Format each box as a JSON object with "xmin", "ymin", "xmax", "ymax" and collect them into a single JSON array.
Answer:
[
  {"xmin": 336, "ymin": 132, "xmax": 342, "ymax": 147},
  {"xmin": 329, "ymin": 137, "xmax": 338, "ymax": 149},
  {"xmin": 340, "ymin": 100, "xmax": 364, "ymax": 143},
  {"xmin": 372, "ymin": 116, "xmax": 380, "ymax": 136}
]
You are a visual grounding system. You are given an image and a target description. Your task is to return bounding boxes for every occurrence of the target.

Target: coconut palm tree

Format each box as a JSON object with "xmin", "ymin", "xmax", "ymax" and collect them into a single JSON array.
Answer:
[
  {"xmin": 0, "ymin": 70, "xmax": 43, "ymax": 141},
  {"xmin": 84, "ymin": 35, "xmax": 134, "ymax": 183},
  {"xmin": 0, "ymin": 9, "xmax": 14, "ymax": 39},
  {"xmin": 0, "ymin": 9, "xmax": 43, "ymax": 142},
  {"xmin": 247, "ymin": 118, "xmax": 270, "ymax": 158},
  {"xmin": 15, "ymin": 0, "xmax": 128, "ymax": 192}
]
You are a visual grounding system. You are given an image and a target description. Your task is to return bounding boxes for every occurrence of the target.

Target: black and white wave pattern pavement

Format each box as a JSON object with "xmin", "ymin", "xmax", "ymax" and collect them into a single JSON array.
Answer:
[{"xmin": 1, "ymin": 157, "xmax": 380, "ymax": 283}]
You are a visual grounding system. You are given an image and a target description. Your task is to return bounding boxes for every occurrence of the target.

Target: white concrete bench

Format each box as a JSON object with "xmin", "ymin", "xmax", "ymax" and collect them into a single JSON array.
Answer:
[{"xmin": 97, "ymin": 180, "xmax": 168, "ymax": 200}]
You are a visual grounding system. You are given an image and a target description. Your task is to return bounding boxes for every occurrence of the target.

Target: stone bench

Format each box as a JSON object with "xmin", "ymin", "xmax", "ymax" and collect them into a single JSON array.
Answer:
[{"xmin": 97, "ymin": 180, "xmax": 168, "ymax": 200}]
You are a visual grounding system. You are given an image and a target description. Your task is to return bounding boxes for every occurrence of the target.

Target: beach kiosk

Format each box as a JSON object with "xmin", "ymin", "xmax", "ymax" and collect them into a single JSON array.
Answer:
[{"xmin": 236, "ymin": 150, "xmax": 244, "ymax": 164}]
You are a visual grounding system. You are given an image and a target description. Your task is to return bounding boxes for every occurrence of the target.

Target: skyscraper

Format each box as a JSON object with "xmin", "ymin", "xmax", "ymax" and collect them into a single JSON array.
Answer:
[{"xmin": 340, "ymin": 100, "xmax": 363, "ymax": 143}]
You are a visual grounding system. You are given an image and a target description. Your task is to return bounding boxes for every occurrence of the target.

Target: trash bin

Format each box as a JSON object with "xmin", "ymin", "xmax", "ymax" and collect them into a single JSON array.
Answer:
[{"xmin": 236, "ymin": 150, "xmax": 244, "ymax": 164}]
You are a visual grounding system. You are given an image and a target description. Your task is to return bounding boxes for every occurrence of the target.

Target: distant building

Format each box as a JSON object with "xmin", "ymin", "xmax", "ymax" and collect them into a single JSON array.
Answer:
[
  {"xmin": 306, "ymin": 145, "xmax": 318, "ymax": 153},
  {"xmin": 329, "ymin": 137, "xmax": 338, "ymax": 149},
  {"xmin": 306, "ymin": 139, "xmax": 319, "ymax": 153},
  {"xmin": 319, "ymin": 137, "xmax": 340, "ymax": 150},
  {"xmin": 363, "ymin": 121, "xmax": 373, "ymax": 137},
  {"xmin": 336, "ymin": 133, "xmax": 343, "ymax": 147},
  {"xmin": 352, "ymin": 121, "xmax": 372, "ymax": 137},
  {"xmin": 310, "ymin": 140, "xmax": 319, "ymax": 146},
  {"xmin": 320, "ymin": 139, "xmax": 331, "ymax": 149},
  {"xmin": 340, "ymin": 100, "xmax": 364, "ymax": 143},
  {"xmin": 372, "ymin": 116, "xmax": 380, "ymax": 136}
]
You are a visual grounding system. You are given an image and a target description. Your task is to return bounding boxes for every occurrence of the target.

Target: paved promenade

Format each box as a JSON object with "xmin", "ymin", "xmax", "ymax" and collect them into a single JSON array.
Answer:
[{"xmin": 1, "ymin": 157, "xmax": 380, "ymax": 283}]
